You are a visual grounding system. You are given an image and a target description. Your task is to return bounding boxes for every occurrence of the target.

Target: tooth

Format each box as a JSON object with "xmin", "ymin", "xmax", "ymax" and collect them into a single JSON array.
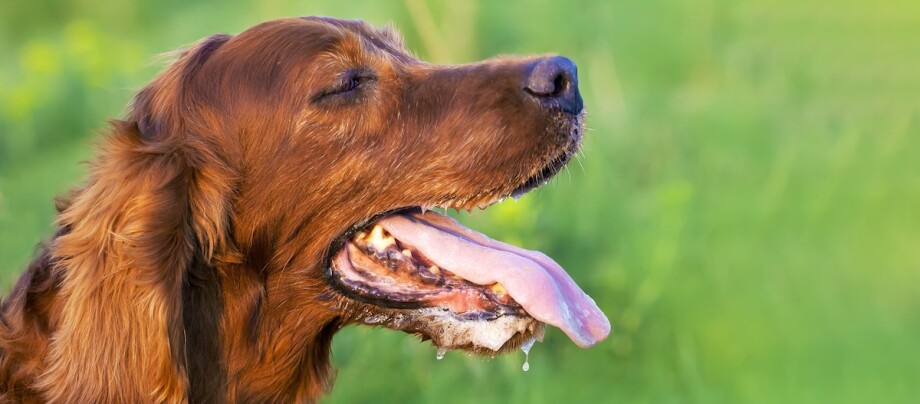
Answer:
[
  {"xmin": 490, "ymin": 283, "xmax": 507, "ymax": 295},
  {"xmin": 367, "ymin": 225, "xmax": 396, "ymax": 252},
  {"xmin": 402, "ymin": 249, "xmax": 412, "ymax": 257},
  {"xmin": 429, "ymin": 265, "xmax": 440, "ymax": 275}
]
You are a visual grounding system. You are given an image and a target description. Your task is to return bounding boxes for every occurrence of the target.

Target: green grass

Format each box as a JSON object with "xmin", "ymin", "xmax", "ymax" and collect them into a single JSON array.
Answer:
[{"xmin": 2, "ymin": 0, "xmax": 919, "ymax": 402}]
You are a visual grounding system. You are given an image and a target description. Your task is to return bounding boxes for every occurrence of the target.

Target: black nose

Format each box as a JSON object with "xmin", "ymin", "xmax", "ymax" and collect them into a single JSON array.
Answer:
[{"xmin": 523, "ymin": 56, "xmax": 583, "ymax": 115}]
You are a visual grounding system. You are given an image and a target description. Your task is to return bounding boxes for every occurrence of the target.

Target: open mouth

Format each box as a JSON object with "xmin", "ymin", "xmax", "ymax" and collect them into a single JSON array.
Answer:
[{"xmin": 326, "ymin": 120, "xmax": 609, "ymax": 355}]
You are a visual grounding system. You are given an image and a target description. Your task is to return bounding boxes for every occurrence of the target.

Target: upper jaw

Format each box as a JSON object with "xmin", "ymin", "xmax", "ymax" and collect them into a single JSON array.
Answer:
[
  {"xmin": 418, "ymin": 111, "xmax": 585, "ymax": 213},
  {"xmin": 418, "ymin": 144, "xmax": 578, "ymax": 213}
]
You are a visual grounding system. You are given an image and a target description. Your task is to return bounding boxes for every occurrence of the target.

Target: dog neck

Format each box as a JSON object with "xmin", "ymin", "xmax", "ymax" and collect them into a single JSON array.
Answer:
[{"xmin": 183, "ymin": 255, "xmax": 341, "ymax": 402}]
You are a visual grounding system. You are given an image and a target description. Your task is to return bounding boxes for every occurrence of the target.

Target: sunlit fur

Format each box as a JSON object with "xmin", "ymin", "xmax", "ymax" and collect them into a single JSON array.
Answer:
[{"xmin": 0, "ymin": 17, "xmax": 581, "ymax": 402}]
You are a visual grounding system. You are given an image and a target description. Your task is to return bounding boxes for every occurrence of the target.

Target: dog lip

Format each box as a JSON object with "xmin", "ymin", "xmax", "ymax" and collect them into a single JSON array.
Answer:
[
  {"xmin": 509, "ymin": 146, "xmax": 575, "ymax": 199},
  {"xmin": 325, "ymin": 232, "xmax": 542, "ymax": 353},
  {"xmin": 326, "ymin": 208, "xmax": 610, "ymax": 349},
  {"xmin": 506, "ymin": 113, "xmax": 584, "ymax": 199},
  {"xmin": 327, "ymin": 245, "xmax": 519, "ymax": 318}
]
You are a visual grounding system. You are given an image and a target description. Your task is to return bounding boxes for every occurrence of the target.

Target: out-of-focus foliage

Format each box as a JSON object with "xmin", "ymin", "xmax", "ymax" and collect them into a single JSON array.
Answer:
[{"xmin": 2, "ymin": 0, "xmax": 919, "ymax": 402}]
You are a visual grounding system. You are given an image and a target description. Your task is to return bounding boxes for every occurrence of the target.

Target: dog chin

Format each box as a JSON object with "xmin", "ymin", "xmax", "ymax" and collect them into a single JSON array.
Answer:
[{"xmin": 355, "ymin": 306, "xmax": 546, "ymax": 355}]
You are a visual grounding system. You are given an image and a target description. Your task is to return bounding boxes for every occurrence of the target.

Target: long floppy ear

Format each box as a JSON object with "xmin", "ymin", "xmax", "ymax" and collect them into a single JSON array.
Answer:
[{"xmin": 35, "ymin": 34, "xmax": 236, "ymax": 402}]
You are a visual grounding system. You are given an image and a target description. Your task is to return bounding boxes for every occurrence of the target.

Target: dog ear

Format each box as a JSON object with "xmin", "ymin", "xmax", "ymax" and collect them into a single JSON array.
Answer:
[{"xmin": 36, "ymin": 34, "xmax": 236, "ymax": 402}]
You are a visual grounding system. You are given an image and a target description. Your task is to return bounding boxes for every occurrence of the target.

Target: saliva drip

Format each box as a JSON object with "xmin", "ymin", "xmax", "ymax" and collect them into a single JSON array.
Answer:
[
  {"xmin": 520, "ymin": 336, "xmax": 537, "ymax": 372},
  {"xmin": 436, "ymin": 347, "xmax": 447, "ymax": 361}
]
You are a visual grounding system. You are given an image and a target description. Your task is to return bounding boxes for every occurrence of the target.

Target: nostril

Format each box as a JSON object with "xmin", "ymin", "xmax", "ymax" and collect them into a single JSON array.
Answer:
[
  {"xmin": 523, "ymin": 56, "xmax": 583, "ymax": 114},
  {"xmin": 551, "ymin": 72, "xmax": 568, "ymax": 97},
  {"xmin": 524, "ymin": 71, "xmax": 567, "ymax": 98}
]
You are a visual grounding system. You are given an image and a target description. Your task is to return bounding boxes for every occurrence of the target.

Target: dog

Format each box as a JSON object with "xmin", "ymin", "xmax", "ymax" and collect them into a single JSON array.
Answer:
[{"xmin": 0, "ymin": 17, "xmax": 609, "ymax": 402}]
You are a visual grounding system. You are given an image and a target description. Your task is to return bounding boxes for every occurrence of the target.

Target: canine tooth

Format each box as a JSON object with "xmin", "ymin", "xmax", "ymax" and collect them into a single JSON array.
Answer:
[
  {"xmin": 368, "ymin": 225, "xmax": 396, "ymax": 252},
  {"xmin": 402, "ymin": 249, "xmax": 412, "ymax": 257},
  {"xmin": 429, "ymin": 265, "xmax": 440, "ymax": 275}
]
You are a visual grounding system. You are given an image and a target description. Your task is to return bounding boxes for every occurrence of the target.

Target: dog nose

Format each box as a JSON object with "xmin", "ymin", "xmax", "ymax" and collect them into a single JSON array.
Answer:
[{"xmin": 523, "ymin": 56, "xmax": 583, "ymax": 115}]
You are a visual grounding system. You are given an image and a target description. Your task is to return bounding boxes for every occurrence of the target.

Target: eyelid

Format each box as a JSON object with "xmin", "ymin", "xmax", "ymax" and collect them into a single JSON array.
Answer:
[
  {"xmin": 342, "ymin": 70, "xmax": 377, "ymax": 86},
  {"xmin": 314, "ymin": 69, "xmax": 377, "ymax": 102}
]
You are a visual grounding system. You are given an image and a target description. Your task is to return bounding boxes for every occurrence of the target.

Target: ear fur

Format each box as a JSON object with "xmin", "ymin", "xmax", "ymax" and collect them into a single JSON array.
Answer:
[{"xmin": 35, "ymin": 34, "xmax": 235, "ymax": 402}]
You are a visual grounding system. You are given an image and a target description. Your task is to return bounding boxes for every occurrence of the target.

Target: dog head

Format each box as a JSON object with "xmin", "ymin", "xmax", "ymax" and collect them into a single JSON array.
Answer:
[{"xmin": 45, "ymin": 17, "xmax": 607, "ymax": 401}]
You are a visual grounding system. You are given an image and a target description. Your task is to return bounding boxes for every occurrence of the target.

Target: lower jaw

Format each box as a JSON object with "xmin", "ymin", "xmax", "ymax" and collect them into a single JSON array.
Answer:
[
  {"xmin": 325, "ymin": 211, "xmax": 546, "ymax": 353},
  {"xmin": 352, "ymin": 305, "xmax": 544, "ymax": 353},
  {"xmin": 327, "ymin": 264, "xmax": 541, "ymax": 353}
]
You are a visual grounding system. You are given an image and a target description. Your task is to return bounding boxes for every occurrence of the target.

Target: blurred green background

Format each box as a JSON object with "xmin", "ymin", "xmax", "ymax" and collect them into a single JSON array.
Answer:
[{"xmin": 2, "ymin": 0, "xmax": 919, "ymax": 402}]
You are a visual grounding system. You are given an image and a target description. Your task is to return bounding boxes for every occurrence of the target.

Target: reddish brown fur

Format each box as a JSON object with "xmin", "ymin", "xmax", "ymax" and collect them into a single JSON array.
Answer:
[{"xmin": 0, "ymin": 17, "xmax": 581, "ymax": 402}]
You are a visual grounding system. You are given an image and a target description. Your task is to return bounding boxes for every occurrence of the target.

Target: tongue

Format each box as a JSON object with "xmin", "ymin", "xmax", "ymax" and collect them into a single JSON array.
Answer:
[{"xmin": 377, "ymin": 210, "xmax": 610, "ymax": 348}]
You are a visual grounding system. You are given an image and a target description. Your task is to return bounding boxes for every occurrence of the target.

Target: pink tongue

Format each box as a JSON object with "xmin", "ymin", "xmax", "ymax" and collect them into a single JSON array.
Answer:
[{"xmin": 377, "ymin": 210, "xmax": 610, "ymax": 348}]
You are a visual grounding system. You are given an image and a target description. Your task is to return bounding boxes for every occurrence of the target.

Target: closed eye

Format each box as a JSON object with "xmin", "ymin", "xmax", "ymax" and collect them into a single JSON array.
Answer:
[{"xmin": 315, "ymin": 70, "xmax": 376, "ymax": 101}]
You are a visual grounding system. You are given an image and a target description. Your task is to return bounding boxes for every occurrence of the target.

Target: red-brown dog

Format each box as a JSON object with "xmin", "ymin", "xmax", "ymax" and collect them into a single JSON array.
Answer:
[{"xmin": 0, "ymin": 17, "xmax": 609, "ymax": 402}]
